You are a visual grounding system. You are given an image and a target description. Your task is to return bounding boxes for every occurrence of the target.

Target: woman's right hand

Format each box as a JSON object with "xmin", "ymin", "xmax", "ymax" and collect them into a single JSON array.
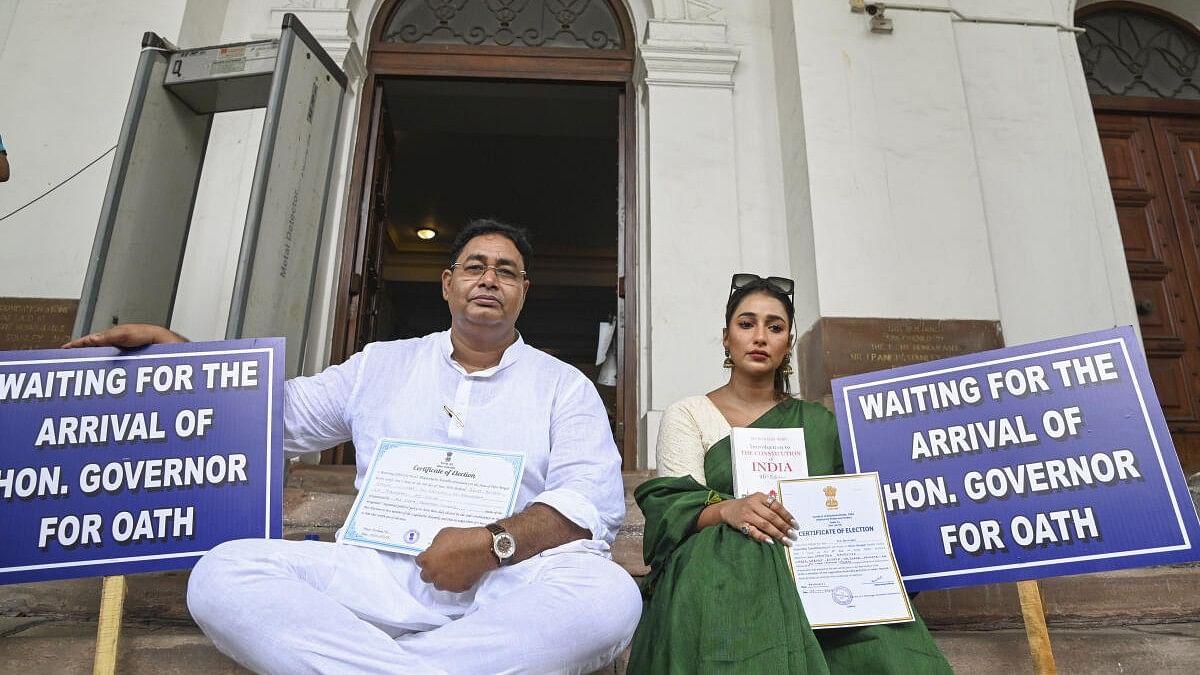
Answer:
[{"xmin": 711, "ymin": 492, "xmax": 798, "ymax": 545}]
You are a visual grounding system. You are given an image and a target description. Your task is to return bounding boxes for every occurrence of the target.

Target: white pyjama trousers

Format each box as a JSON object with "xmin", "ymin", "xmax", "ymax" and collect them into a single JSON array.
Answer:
[{"xmin": 187, "ymin": 538, "xmax": 642, "ymax": 674}]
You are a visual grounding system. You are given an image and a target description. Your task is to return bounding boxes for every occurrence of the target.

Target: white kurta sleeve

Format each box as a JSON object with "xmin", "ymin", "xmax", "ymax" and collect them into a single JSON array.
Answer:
[
  {"xmin": 531, "ymin": 374, "xmax": 625, "ymax": 545},
  {"xmin": 655, "ymin": 400, "xmax": 708, "ymax": 484},
  {"xmin": 282, "ymin": 347, "xmax": 367, "ymax": 456}
]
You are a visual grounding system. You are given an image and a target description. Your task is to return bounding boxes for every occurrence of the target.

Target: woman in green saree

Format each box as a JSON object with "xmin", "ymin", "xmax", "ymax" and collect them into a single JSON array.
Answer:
[{"xmin": 627, "ymin": 274, "xmax": 951, "ymax": 674}]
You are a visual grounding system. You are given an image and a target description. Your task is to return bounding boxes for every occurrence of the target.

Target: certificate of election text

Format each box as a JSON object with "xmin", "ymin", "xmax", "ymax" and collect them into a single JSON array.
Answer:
[
  {"xmin": 341, "ymin": 439, "xmax": 525, "ymax": 555},
  {"xmin": 780, "ymin": 473, "xmax": 913, "ymax": 628}
]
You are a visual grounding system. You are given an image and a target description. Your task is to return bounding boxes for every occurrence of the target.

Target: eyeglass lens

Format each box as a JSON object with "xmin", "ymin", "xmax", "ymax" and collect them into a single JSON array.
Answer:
[{"xmin": 455, "ymin": 262, "xmax": 525, "ymax": 283}]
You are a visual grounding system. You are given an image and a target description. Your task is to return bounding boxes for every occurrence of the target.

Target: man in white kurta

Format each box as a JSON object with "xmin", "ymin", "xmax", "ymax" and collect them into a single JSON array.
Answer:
[{"xmin": 72, "ymin": 221, "xmax": 641, "ymax": 674}]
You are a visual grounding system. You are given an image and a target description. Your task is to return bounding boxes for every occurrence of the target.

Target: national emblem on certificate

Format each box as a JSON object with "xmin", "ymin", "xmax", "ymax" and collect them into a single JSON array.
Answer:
[{"xmin": 340, "ymin": 439, "xmax": 525, "ymax": 555}]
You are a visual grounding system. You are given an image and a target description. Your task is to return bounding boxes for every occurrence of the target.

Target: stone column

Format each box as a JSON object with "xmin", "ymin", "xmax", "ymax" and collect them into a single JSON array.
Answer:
[{"xmin": 639, "ymin": 19, "xmax": 740, "ymax": 467}]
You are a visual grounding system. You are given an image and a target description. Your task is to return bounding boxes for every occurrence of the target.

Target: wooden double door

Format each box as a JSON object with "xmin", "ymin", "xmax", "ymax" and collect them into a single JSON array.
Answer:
[{"xmin": 1096, "ymin": 112, "xmax": 1200, "ymax": 472}]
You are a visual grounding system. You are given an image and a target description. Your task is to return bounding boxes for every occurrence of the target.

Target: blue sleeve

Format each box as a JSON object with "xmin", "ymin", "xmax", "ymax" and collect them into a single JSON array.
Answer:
[{"xmin": 0, "ymin": 134, "xmax": 6, "ymax": 153}]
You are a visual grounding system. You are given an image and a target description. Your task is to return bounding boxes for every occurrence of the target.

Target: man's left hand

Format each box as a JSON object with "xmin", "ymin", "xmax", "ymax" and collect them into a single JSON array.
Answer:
[{"xmin": 415, "ymin": 526, "xmax": 495, "ymax": 592}]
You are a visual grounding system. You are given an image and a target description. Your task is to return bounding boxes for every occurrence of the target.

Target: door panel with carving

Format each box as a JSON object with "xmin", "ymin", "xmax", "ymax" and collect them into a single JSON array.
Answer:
[{"xmin": 1097, "ymin": 113, "xmax": 1200, "ymax": 472}]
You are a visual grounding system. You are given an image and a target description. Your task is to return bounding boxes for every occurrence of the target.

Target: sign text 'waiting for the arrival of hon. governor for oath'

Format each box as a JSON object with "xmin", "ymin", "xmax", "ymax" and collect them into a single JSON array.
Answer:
[
  {"xmin": 833, "ymin": 326, "xmax": 1200, "ymax": 592},
  {"xmin": 0, "ymin": 339, "xmax": 283, "ymax": 585}
]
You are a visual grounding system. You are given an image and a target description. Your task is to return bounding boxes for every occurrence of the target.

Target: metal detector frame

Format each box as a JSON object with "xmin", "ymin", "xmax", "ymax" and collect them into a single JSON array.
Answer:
[{"xmin": 75, "ymin": 14, "xmax": 347, "ymax": 377}]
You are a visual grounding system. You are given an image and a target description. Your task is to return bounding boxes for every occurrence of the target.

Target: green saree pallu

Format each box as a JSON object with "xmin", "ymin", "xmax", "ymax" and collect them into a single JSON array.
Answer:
[{"xmin": 627, "ymin": 398, "xmax": 952, "ymax": 674}]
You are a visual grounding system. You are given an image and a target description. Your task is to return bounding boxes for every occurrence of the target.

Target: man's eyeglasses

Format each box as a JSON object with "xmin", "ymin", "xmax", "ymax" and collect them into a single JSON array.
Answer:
[
  {"xmin": 730, "ymin": 273, "xmax": 794, "ymax": 298},
  {"xmin": 451, "ymin": 262, "xmax": 527, "ymax": 285}
]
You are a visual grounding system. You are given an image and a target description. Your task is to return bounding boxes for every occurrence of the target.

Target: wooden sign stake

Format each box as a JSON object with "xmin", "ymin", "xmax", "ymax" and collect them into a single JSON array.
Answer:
[
  {"xmin": 1016, "ymin": 579, "xmax": 1057, "ymax": 674},
  {"xmin": 92, "ymin": 575, "xmax": 128, "ymax": 675}
]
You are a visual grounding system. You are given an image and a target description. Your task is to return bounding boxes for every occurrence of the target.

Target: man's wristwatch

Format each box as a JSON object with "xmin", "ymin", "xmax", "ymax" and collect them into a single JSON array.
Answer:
[{"xmin": 485, "ymin": 522, "xmax": 516, "ymax": 567}]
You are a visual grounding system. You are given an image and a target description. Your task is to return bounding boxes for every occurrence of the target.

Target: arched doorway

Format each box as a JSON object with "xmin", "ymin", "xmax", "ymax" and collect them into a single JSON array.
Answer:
[
  {"xmin": 328, "ymin": 0, "xmax": 639, "ymax": 467},
  {"xmin": 1078, "ymin": 2, "xmax": 1200, "ymax": 471}
]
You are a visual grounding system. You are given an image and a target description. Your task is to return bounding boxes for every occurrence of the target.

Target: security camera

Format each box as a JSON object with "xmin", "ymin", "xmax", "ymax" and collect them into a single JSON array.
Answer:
[{"xmin": 865, "ymin": 3, "xmax": 893, "ymax": 33}]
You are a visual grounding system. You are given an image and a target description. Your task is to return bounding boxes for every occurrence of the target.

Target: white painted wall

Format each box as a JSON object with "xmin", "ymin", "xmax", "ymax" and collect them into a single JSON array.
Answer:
[
  {"xmin": 770, "ymin": 0, "xmax": 820, "ymax": 339},
  {"xmin": 786, "ymin": 1, "xmax": 1001, "ymax": 323},
  {"xmin": 178, "ymin": 0, "xmax": 230, "ymax": 46},
  {"xmin": 764, "ymin": 0, "xmax": 1136, "ymax": 347},
  {"xmin": 0, "ymin": 0, "xmax": 190, "ymax": 299},
  {"xmin": 954, "ymin": 5, "xmax": 1136, "ymax": 345},
  {"xmin": 722, "ymin": 2, "xmax": 790, "ymax": 281}
]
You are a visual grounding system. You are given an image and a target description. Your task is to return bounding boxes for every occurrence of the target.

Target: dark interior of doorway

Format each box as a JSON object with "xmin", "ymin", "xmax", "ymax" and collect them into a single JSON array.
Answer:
[{"xmin": 371, "ymin": 77, "xmax": 621, "ymax": 432}]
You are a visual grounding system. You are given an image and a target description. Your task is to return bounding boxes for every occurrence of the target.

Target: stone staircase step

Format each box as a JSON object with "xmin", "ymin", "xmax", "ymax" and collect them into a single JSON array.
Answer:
[
  {"xmin": 286, "ymin": 463, "xmax": 358, "ymax": 494},
  {"xmin": 916, "ymin": 564, "xmax": 1200, "ymax": 629},
  {"xmin": 0, "ymin": 620, "xmax": 625, "ymax": 674},
  {"xmin": 283, "ymin": 486, "xmax": 355, "ymax": 530},
  {"xmin": 0, "ymin": 622, "xmax": 247, "ymax": 674},
  {"xmin": 3, "ymin": 618, "xmax": 1197, "ymax": 673},
  {"xmin": 931, "ymin": 622, "xmax": 1200, "ymax": 674},
  {"xmin": 7, "ymin": 563, "xmax": 1192, "ymax": 632},
  {"xmin": 0, "ymin": 572, "xmax": 192, "ymax": 623},
  {"xmin": 0, "ymin": 527, "xmax": 329, "ymax": 622}
]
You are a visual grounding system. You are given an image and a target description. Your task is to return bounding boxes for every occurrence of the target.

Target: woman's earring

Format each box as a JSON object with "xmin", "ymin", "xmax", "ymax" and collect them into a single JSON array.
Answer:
[
  {"xmin": 723, "ymin": 349, "xmax": 734, "ymax": 369},
  {"xmin": 781, "ymin": 353, "xmax": 794, "ymax": 377}
]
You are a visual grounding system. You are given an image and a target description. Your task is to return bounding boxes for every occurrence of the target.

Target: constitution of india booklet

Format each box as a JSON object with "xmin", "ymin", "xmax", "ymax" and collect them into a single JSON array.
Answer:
[{"xmin": 730, "ymin": 427, "xmax": 809, "ymax": 498}]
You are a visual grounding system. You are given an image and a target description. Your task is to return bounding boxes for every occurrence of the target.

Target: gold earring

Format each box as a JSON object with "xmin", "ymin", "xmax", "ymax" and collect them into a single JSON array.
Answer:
[
  {"xmin": 723, "ymin": 349, "xmax": 733, "ymax": 369},
  {"xmin": 781, "ymin": 353, "xmax": 794, "ymax": 377}
]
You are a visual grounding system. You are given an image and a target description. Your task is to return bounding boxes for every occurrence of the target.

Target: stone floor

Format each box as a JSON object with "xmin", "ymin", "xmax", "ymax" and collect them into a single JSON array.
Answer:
[{"xmin": 2, "ymin": 466, "xmax": 1200, "ymax": 673}]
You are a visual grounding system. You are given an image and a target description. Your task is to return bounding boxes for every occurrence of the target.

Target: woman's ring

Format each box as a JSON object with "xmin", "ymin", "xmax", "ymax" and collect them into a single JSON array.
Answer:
[
  {"xmin": 766, "ymin": 494, "xmax": 777, "ymax": 507},
  {"xmin": 740, "ymin": 524, "xmax": 751, "ymax": 537}
]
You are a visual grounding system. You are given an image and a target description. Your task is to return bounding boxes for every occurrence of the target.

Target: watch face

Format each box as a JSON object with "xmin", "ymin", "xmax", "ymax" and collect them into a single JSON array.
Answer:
[{"xmin": 494, "ymin": 532, "xmax": 516, "ymax": 559}]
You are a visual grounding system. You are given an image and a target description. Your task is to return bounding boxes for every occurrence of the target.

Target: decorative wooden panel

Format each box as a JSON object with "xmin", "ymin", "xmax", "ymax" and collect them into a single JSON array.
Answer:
[
  {"xmin": 1097, "ymin": 112, "xmax": 1200, "ymax": 471},
  {"xmin": 1113, "ymin": 198, "xmax": 1162, "ymax": 261},
  {"xmin": 1099, "ymin": 127, "xmax": 1150, "ymax": 191}
]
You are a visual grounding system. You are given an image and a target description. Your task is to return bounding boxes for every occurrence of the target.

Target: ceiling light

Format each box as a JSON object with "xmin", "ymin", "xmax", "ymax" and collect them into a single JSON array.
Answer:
[{"xmin": 415, "ymin": 228, "xmax": 437, "ymax": 240}]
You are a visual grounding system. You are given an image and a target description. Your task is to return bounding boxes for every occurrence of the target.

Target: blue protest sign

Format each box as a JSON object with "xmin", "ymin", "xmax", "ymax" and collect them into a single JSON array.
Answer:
[
  {"xmin": 0, "ymin": 339, "xmax": 283, "ymax": 585},
  {"xmin": 833, "ymin": 326, "xmax": 1200, "ymax": 591}
]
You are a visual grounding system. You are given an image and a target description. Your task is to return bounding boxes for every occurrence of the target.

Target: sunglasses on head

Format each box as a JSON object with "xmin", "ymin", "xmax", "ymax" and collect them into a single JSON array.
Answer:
[{"xmin": 730, "ymin": 273, "xmax": 795, "ymax": 298}]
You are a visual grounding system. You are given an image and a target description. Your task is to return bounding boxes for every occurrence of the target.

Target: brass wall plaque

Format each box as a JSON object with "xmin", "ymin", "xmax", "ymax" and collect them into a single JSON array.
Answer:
[
  {"xmin": 797, "ymin": 317, "xmax": 1003, "ymax": 401},
  {"xmin": 0, "ymin": 298, "xmax": 80, "ymax": 351}
]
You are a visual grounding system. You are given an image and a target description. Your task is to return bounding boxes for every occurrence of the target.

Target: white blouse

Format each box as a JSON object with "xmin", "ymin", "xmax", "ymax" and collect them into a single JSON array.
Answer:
[{"xmin": 655, "ymin": 395, "xmax": 733, "ymax": 485}]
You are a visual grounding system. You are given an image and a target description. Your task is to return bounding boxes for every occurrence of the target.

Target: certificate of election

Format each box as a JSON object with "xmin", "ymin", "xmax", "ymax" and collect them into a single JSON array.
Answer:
[
  {"xmin": 780, "ymin": 473, "xmax": 913, "ymax": 628},
  {"xmin": 341, "ymin": 439, "xmax": 525, "ymax": 555}
]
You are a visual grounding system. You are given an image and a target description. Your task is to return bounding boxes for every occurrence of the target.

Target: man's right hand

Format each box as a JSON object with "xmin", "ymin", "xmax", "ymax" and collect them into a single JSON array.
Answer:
[
  {"xmin": 415, "ymin": 526, "xmax": 496, "ymax": 592},
  {"xmin": 62, "ymin": 323, "xmax": 188, "ymax": 349}
]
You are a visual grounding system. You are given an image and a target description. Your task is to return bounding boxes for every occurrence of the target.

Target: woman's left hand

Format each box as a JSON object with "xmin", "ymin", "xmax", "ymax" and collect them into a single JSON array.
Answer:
[{"xmin": 718, "ymin": 492, "xmax": 799, "ymax": 545}]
